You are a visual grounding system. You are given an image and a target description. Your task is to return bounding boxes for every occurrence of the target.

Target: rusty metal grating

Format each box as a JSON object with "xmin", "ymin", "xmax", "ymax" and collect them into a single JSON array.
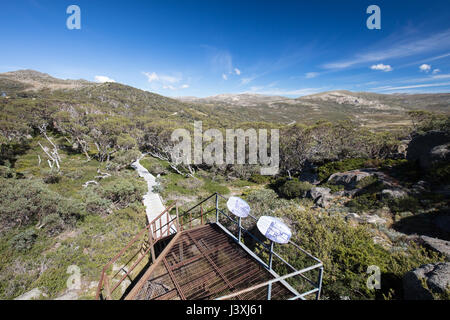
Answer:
[{"xmin": 127, "ymin": 224, "xmax": 294, "ymax": 300}]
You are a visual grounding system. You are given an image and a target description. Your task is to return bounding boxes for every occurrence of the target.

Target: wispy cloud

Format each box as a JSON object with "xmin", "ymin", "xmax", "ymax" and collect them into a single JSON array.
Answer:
[
  {"xmin": 142, "ymin": 72, "xmax": 181, "ymax": 84},
  {"xmin": 433, "ymin": 68, "xmax": 441, "ymax": 74},
  {"xmin": 370, "ymin": 64, "xmax": 393, "ymax": 72},
  {"xmin": 323, "ymin": 29, "xmax": 450, "ymax": 70},
  {"xmin": 142, "ymin": 71, "xmax": 189, "ymax": 91},
  {"xmin": 234, "ymin": 68, "xmax": 241, "ymax": 75},
  {"xmin": 372, "ymin": 81, "xmax": 450, "ymax": 91},
  {"xmin": 94, "ymin": 75, "xmax": 115, "ymax": 83},
  {"xmin": 305, "ymin": 72, "xmax": 320, "ymax": 78},
  {"xmin": 222, "ymin": 74, "xmax": 228, "ymax": 80}
]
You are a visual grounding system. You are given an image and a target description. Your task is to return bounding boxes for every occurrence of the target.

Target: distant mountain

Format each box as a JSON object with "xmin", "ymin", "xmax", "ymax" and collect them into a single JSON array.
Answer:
[
  {"xmin": 1, "ymin": 69, "xmax": 448, "ymax": 130},
  {"xmin": 177, "ymin": 93, "xmax": 290, "ymax": 107},
  {"xmin": 0, "ymin": 69, "xmax": 94, "ymax": 92},
  {"xmin": 176, "ymin": 90, "xmax": 450, "ymax": 129}
]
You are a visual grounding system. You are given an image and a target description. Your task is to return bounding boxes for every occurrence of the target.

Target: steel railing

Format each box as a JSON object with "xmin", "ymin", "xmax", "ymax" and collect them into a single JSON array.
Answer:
[{"xmin": 96, "ymin": 192, "xmax": 323, "ymax": 300}]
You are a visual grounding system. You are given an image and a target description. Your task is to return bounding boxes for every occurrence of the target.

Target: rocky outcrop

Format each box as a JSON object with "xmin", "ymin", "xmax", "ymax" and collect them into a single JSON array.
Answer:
[
  {"xmin": 407, "ymin": 131, "xmax": 450, "ymax": 170},
  {"xmin": 381, "ymin": 189, "xmax": 408, "ymax": 200},
  {"xmin": 403, "ymin": 262, "xmax": 450, "ymax": 299},
  {"xmin": 420, "ymin": 236, "xmax": 450, "ymax": 259},
  {"xmin": 327, "ymin": 170, "xmax": 373, "ymax": 189},
  {"xmin": 308, "ymin": 187, "xmax": 334, "ymax": 208},
  {"xmin": 345, "ymin": 213, "xmax": 386, "ymax": 226}
]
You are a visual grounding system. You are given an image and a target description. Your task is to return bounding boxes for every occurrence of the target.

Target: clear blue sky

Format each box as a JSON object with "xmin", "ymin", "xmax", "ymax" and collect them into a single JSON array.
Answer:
[{"xmin": 1, "ymin": 0, "xmax": 450, "ymax": 97}]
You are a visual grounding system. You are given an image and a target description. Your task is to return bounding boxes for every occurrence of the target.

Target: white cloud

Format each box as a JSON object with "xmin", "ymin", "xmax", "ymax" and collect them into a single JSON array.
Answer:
[
  {"xmin": 142, "ymin": 72, "xmax": 159, "ymax": 82},
  {"xmin": 432, "ymin": 68, "xmax": 441, "ymax": 74},
  {"xmin": 222, "ymin": 74, "xmax": 228, "ymax": 80},
  {"xmin": 94, "ymin": 75, "xmax": 116, "ymax": 83},
  {"xmin": 370, "ymin": 64, "xmax": 393, "ymax": 72},
  {"xmin": 142, "ymin": 72, "xmax": 181, "ymax": 84},
  {"xmin": 432, "ymin": 74, "xmax": 450, "ymax": 79},
  {"xmin": 162, "ymin": 85, "xmax": 176, "ymax": 90},
  {"xmin": 305, "ymin": 72, "xmax": 319, "ymax": 78},
  {"xmin": 159, "ymin": 75, "xmax": 180, "ymax": 83},
  {"xmin": 180, "ymin": 84, "xmax": 189, "ymax": 89},
  {"xmin": 419, "ymin": 64, "xmax": 431, "ymax": 72},
  {"xmin": 240, "ymin": 76, "xmax": 256, "ymax": 85},
  {"xmin": 234, "ymin": 68, "xmax": 241, "ymax": 75}
]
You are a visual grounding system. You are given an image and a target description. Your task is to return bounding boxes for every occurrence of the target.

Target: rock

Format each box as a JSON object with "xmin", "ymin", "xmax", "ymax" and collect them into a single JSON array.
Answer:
[
  {"xmin": 407, "ymin": 131, "xmax": 450, "ymax": 170},
  {"xmin": 308, "ymin": 187, "xmax": 331, "ymax": 201},
  {"xmin": 308, "ymin": 187, "xmax": 333, "ymax": 208},
  {"xmin": 381, "ymin": 189, "xmax": 408, "ymax": 200},
  {"xmin": 403, "ymin": 262, "xmax": 450, "ymax": 300},
  {"xmin": 363, "ymin": 215, "xmax": 387, "ymax": 225},
  {"xmin": 14, "ymin": 288, "xmax": 47, "ymax": 300},
  {"xmin": 421, "ymin": 236, "xmax": 450, "ymax": 259},
  {"xmin": 315, "ymin": 194, "xmax": 334, "ymax": 208},
  {"xmin": 345, "ymin": 213, "xmax": 361, "ymax": 222},
  {"xmin": 327, "ymin": 170, "xmax": 373, "ymax": 189},
  {"xmin": 411, "ymin": 180, "xmax": 430, "ymax": 195}
]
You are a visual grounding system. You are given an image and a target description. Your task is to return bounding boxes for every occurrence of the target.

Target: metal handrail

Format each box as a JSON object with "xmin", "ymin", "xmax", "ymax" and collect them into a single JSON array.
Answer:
[
  {"xmin": 96, "ymin": 192, "xmax": 324, "ymax": 300},
  {"xmin": 95, "ymin": 203, "xmax": 177, "ymax": 300}
]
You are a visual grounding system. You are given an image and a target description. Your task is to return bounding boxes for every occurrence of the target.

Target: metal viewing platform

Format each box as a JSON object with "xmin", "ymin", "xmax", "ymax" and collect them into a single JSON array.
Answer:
[{"xmin": 96, "ymin": 193, "xmax": 323, "ymax": 300}]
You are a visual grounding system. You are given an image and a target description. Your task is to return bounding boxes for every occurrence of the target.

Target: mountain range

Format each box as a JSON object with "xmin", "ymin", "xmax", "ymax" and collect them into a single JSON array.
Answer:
[{"xmin": 1, "ymin": 70, "xmax": 449, "ymax": 129}]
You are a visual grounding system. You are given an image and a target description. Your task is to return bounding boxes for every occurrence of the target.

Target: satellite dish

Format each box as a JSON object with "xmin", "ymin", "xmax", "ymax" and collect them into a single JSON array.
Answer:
[
  {"xmin": 257, "ymin": 216, "xmax": 292, "ymax": 244},
  {"xmin": 226, "ymin": 196, "xmax": 250, "ymax": 218}
]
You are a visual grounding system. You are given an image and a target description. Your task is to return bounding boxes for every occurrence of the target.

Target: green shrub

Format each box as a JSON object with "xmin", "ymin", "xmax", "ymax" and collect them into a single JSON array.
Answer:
[
  {"xmin": 0, "ymin": 178, "xmax": 82, "ymax": 231},
  {"xmin": 42, "ymin": 171, "xmax": 61, "ymax": 184},
  {"xmin": 249, "ymin": 174, "xmax": 271, "ymax": 184},
  {"xmin": 320, "ymin": 182, "xmax": 344, "ymax": 193},
  {"xmin": 82, "ymin": 188, "xmax": 112, "ymax": 215},
  {"xmin": 8, "ymin": 229, "xmax": 37, "ymax": 252},
  {"xmin": 41, "ymin": 213, "xmax": 65, "ymax": 236},
  {"xmin": 346, "ymin": 192, "xmax": 383, "ymax": 212},
  {"xmin": 278, "ymin": 179, "xmax": 313, "ymax": 199},
  {"xmin": 385, "ymin": 197, "xmax": 421, "ymax": 214},
  {"xmin": 109, "ymin": 149, "xmax": 141, "ymax": 170},
  {"xmin": 355, "ymin": 175, "xmax": 379, "ymax": 189},
  {"xmin": 318, "ymin": 158, "xmax": 368, "ymax": 181},
  {"xmin": 0, "ymin": 165, "xmax": 15, "ymax": 178},
  {"xmin": 103, "ymin": 178, "xmax": 145, "ymax": 209},
  {"xmin": 272, "ymin": 206, "xmax": 442, "ymax": 300},
  {"xmin": 428, "ymin": 163, "xmax": 450, "ymax": 184}
]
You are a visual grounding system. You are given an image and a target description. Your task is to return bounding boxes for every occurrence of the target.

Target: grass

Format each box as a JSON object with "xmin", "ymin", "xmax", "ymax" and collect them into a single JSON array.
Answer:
[{"xmin": 0, "ymin": 135, "xmax": 148, "ymax": 299}]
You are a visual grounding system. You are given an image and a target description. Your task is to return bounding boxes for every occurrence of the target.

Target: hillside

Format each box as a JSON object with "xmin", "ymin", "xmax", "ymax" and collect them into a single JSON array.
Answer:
[
  {"xmin": 0, "ymin": 69, "xmax": 449, "ymax": 300},
  {"xmin": 177, "ymin": 90, "xmax": 450, "ymax": 129}
]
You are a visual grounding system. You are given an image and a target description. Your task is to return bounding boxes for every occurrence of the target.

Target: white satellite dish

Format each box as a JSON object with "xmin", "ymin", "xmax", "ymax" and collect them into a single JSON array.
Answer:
[
  {"xmin": 226, "ymin": 196, "xmax": 250, "ymax": 218},
  {"xmin": 257, "ymin": 216, "xmax": 292, "ymax": 244}
]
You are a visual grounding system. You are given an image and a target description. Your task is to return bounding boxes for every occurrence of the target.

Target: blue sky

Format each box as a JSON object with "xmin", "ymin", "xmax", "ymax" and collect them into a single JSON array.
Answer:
[{"xmin": 1, "ymin": 0, "xmax": 450, "ymax": 97}]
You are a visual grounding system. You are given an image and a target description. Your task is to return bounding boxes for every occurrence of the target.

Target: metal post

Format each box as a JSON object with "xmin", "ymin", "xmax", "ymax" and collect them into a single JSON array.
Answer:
[
  {"xmin": 148, "ymin": 225, "xmax": 155, "ymax": 263},
  {"xmin": 201, "ymin": 205, "xmax": 204, "ymax": 225},
  {"xmin": 176, "ymin": 202, "xmax": 181, "ymax": 231},
  {"xmin": 238, "ymin": 217, "xmax": 242, "ymax": 243},
  {"xmin": 215, "ymin": 193, "xmax": 219, "ymax": 223},
  {"xmin": 316, "ymin": 266, "xmax": 324, "ymax": 300},
  {"xmin": 267, "ymin": 240, "xmax": 274, "ymax": 300}
]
